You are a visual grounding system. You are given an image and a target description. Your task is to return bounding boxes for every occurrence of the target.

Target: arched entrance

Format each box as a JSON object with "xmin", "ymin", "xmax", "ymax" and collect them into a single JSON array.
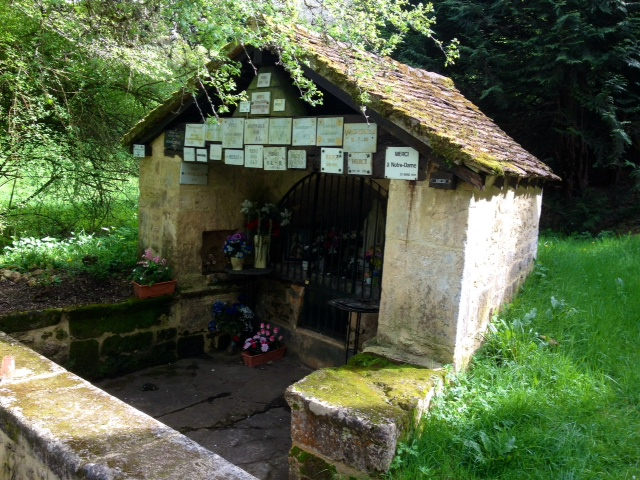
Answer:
[{"xmin": 271, "ymin": 173, "xmax": 388, "ymax": 341}]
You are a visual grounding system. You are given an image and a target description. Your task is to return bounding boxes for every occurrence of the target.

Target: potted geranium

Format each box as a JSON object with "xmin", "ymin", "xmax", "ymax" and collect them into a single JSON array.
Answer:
[
  {"xmin": 240, "ymin": 200, "xmax": 291, "ymax": 268},
  {"xmin": 131, "ymin": 248, "xmax": 175, "ymax": 298},
  {"xmin": 241, "ymin": 323, "xmax": 286, "ymax": 367},
  {"xmin": 208, "ymin": 299, "xmax": 254, "ymax": 352},
  {"xmin": 223, "ymin": 232, "xmax": 252, "ymax": 270}
]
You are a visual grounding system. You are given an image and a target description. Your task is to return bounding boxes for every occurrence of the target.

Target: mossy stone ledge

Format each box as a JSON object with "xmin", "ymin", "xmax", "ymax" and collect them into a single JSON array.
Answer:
[{"xmin": 285, "ymin": 353, "xmax": 443, "ymax": 479}]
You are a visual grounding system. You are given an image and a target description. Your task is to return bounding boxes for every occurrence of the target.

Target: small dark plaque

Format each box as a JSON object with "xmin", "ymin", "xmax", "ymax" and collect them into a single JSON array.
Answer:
[
  {"xmin": 164, "ymin": 129, "xmax": 185, "ymax": 150},
  {"xmin": 429, "ymin": 172, "xmax": 456, "ymax": 190}
]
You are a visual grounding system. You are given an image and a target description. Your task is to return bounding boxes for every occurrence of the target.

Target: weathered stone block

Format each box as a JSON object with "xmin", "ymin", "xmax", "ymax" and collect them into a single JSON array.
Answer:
[
  {"xmin": 285, "ymin": 354, "xmax": 441, "ymax": 477},
  {"xmin": 177, "ymin": 335, "xmax": 204, "ymax": 358},
  {"xmin": 157, "ymin": 327, "xmax": 178, "ymax": 341},
  {"xmin": 0, "ymin": 310, "xmax": 62, "ymax": 334},
  {"xmin": 68, "ymin": 298, "xmax": 171, "ymax": 339},
  {"xmin": 68, "ymin": 339, "xmax": 100, "ymax": 379},
  {"xmin": 101, "ymin": 332, "xmax": 154, "ymax": 356}
]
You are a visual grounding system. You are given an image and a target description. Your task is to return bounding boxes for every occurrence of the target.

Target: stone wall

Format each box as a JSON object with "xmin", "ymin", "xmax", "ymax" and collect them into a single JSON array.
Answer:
[
  {"xmin": 0, "ymin": 286, "xmax": 244, "ymax": 381},
  {"xmin": 0, "ymin": 332, "xmax": 257, "ymax": 480},
  {"xmin": 370, "ymin": 177, "xmax": 542, "ymax": 368}
]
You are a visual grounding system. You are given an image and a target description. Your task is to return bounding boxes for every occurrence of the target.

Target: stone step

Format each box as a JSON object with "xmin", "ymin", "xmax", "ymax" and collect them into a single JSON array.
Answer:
[{"xmin": 285, "ymin": 353, "xmax": 443, "ymax": 479}]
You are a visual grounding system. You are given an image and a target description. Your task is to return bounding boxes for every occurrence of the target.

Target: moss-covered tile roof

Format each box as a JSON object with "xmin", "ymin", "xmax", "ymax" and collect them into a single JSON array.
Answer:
[{"xmin": 123, "ymin": 29, "xmax": 559, "ymax": 182}]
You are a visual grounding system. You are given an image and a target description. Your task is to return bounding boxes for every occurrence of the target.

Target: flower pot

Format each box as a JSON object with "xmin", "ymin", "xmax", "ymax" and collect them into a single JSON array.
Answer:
[
  {"xmin": 241, "ymin": 347, "xmax": 286, "ymax": 367},
  {"xmin": 230, "ymin": 257, "xmax": 245, "ymax": 270},
  {"xmin": 254, "ymin": 235, "xmax": 270, "ymax": 269},
  {"xmin": 132, "ymin": 280, "xmax": 176, "ymax": 299}
]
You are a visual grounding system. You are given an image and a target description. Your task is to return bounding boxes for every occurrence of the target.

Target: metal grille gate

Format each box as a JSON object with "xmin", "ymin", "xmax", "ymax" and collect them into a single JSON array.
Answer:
[{"xmin": 272, "ymin": 173, "xmax": 388, "ymax": 340}]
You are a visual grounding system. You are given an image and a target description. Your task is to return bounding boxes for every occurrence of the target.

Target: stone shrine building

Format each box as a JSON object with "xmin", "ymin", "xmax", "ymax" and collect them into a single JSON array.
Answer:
[{"xmin": 124, "ymin": 28, "xmax": 558, "ymax": 371}]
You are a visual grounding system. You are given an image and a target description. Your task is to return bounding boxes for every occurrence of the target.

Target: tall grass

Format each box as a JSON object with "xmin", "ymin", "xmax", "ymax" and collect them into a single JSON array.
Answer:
[{"xmin": 387, "ymin": 234, "xmax": 640, "ymax": 479}]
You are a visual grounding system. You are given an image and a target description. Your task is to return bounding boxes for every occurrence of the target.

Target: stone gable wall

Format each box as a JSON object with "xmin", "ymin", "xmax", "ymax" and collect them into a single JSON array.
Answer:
[{"xmin": 371, "ymin": 177, "xmax": 542, "ymax": 368}]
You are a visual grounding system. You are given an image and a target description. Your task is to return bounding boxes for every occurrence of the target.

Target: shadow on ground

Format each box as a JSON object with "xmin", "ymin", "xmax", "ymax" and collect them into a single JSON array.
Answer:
[{"xmin": 97, "ymin": 351, "xmax": 314, "ymax": 480}]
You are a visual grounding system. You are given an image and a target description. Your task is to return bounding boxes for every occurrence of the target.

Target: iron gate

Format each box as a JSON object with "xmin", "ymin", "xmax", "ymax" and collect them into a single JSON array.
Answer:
[{"xmin": 272, "ymin": 173, "xmax": 388, "ymax": 340}]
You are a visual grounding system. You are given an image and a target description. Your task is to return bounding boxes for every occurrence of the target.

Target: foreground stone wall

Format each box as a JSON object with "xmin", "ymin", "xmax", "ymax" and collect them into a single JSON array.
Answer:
[
  {"xmin": 372, "ymin": 178, "xmax": 542, "ymax": 368},
  {"xmin": 0, "ymin": 332, "xmax": 257, "ymax": 480}
]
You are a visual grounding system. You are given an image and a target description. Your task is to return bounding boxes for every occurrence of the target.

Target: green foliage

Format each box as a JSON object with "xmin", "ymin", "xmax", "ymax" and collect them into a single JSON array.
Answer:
[
  {"xmin": 0, "ymin": 226, "xmax": 138, "ymax": 279},
  {"xmin": 387, "ymin": 234, "xmax": 640, "ymax": 479},
  {"xmin": 397, "ymin": 0, "xmax": 640, "ymax": 196}
]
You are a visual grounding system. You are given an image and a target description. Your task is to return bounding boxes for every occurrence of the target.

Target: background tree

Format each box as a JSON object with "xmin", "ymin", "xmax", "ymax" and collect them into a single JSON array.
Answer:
[
  {"xmin": 397, "ymin": 0, "xmax": 640, "ymax": 199},
  {"xmin": 1, "ymin": 0, "xmax": 452, "ymax": 241}
]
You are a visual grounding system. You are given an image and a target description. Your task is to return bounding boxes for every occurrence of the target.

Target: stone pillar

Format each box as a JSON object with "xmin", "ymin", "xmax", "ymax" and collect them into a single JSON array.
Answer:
[{"xmin": 366, "ymin": 179, "xmax": 542, "ymax": 368}]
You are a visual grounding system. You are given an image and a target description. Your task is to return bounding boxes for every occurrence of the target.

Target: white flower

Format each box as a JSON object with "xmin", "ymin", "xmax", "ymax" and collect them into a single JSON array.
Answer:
[
  {"xmin": 240, "ymin": 200, "xmax": 256, "ymax": 215},
  {"xmin": 280, "ymin": 208, "xmax": 291, "ymax": 226}
]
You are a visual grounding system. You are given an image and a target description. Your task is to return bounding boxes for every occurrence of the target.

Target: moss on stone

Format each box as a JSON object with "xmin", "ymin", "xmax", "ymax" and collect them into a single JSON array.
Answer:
[
  {"xmin": 293, "ymin": 353, "xmax": 440, "ymax": 428},
  {"xmin": 101, "ymin": 332, "xmax": 154, "ymax": 356},
  {"xmin": 68, "ymin": 298, "xmax": 171, "ymax": 339},
  {"xmin": 290, "ymin": 447, "xmax": 339, "ymax": 480},
  {"xmin": 68, "ymin": 340, "xmax": 100, "ymax": 379},
  {"xmin": 0, "ymin": 310, "xmax": 63, "ymax": 334},
  {"xmin": 157, "ymin": 328, "xmax": 177, "ymax": 342}
]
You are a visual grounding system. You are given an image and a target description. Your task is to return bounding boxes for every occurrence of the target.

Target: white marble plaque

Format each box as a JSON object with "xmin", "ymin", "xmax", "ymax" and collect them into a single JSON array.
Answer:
[
  {"xmin": 264, "ymin": 147, "xmax": 287, "ymax": 170},
  {"xmin": 317, "ymin": 117, "xmax": 344, "ymax": 146},
  {"xmin": 268, "ymin": 117, "xmax": 292, "ymax": 145},
  {"xmin": 225, "ymin": 149, "xmax": 244, "ymax": 165},
  {"xmin": 180, "ymin": 163, "xmax": 208, "ymax": 185},
  {"xmin": 196, "ymin": 148, "xmax": 208, "ymax": 163},
  {"xmin": 251, "ymin": 91, "xmax": 271, "ymax": 115},
  {"xmin": 348, "ymin": 152, "xmax": 372, "ymax": 175},
  {"xmin": 257, "ymin": 72, "xmax": 271, "ymax": 88},
  {"xmin": 321, "ymin": 148, "xmax": 344, "ymax": 174},
  {"xmin": 244, "ymin": 118, "xmax": 269, "ymax": 144},
  {"xmin": 209, "ymin": 144, "xmax": 222, "ymax": 161},
  {"xmin": 183, "ymin": 147, "xmax": 196, "ymax": 162},
  {"xmin": 239, "ymin": 101, "xmax": 251, "ymax": 113},
  {"xmin": 244, "ymin": 145, "xmax": 264, "ymax": 168},
  {"xmin": 385, "ymin": 147, "xmax": 419, "ymax": 180},
  {"xmin": 205, "ymin": 123, "xmax": 222, "ymax": 142},
  {"xmin": 133, "ymin": 144, "xmax": 146, "ymax": 158},
  {"xmin": 292, "ymin": 118, "xmax": 317, "ymax": 146},
  {"xmin": 222, "ymin": 118, "xmax": 244, "ymax": 149},
  {"xmin": 343, "ymin": 123, "xmax": 377, "ymax": 153},
  {"xmin": 184, "ymin": 124, "xmax": 206, "ymax": 147},
  {"xmin": 273, "ymin": 99, "xmax": 286, "ymax": 112},
  {"xmin": 288, "ymin": 150, "xmax": 307, "ymax": 169}
]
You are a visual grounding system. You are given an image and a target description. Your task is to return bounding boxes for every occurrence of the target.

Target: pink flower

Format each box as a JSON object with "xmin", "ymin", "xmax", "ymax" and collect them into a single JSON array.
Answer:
[
  {"xmin": 273, "ymin": 327, "xmax": 279, "ymax": 334},
  {"xmin": 270, "ymin": 336, "xmax": 275, "ymax": 342},
  {"xmin": 266, "ymin": 324, "xmax": 271, "ymax": 329},
  {"xmin": 260, "ymin": 323, "xmax": 265, "ymax": 329}
]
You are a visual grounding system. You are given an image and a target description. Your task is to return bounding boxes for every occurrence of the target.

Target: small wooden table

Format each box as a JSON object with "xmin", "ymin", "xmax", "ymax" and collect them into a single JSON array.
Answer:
[{"xmin": 327, "ymin": 298, "xmax": 380, "ymax": 363}]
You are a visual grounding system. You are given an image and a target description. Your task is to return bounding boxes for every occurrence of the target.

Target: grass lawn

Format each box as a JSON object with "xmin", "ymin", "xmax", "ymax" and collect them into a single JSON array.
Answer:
[{"xmin": 387, "ymin": 234, "xmax": 640, "ymax": 479}]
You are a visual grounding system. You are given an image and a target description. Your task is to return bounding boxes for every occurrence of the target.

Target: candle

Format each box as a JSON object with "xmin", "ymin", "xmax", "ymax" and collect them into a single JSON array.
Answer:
[{"xmin": 1, "ymin": 355, "xmax": 15, "ymax": 380}]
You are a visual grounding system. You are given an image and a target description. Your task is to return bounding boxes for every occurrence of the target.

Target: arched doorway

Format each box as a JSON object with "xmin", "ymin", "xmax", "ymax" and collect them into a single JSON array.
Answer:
[{"xmin": 271, "ymin": 173, "xmax": 388, "ymax": 341}]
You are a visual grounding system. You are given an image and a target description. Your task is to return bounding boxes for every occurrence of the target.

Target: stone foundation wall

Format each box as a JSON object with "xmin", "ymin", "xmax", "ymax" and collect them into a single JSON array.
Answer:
[{"xmin": 0, "ymin": 285, "xmax": 245, "ymax": 381}]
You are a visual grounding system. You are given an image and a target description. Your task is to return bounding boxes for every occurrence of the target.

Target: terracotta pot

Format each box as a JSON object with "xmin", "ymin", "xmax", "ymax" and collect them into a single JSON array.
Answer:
[
  {"xmin": 241, "ymin": 347, "xmax": 286, "ymax": 367},
  {"xmin": 132, "ymin": 280, "xmax": 176, "ymax": 299},
  {"xmin": 230, "ymin": 257, "xmax": 245, "ymax": 270}
]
